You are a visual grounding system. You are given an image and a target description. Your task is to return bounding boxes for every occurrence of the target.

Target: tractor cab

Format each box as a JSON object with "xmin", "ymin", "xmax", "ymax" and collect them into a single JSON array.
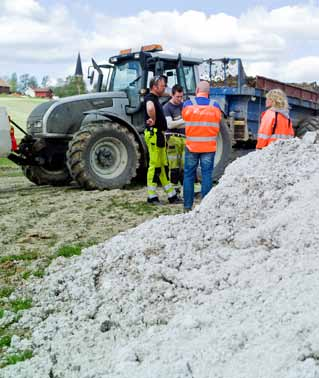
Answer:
[{"xmin": 89, "ymin": 44, "xmax": 202, "ymax": 117}]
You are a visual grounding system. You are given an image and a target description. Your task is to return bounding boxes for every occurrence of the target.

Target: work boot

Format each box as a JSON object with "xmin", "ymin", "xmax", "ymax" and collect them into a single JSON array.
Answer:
[
  {"xmin": 183, "ymin": 207, "xmax": 192, "ymax": 213},
  {"xmin": 168, "ymin": 194, "xmax": 183, "ymax": 204},
  {"xmin": 147, "ymin": 197, "xmax": 162, "ymax": 206}
]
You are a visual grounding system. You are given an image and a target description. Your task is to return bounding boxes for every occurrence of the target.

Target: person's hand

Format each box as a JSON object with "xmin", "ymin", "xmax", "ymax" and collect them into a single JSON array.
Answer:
[{"xmin": 146, "ymin": 118, "xmax": 155, "ymax": 126}]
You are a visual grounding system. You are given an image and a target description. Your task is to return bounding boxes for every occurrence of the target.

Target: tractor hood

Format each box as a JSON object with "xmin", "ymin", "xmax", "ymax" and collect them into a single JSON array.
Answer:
[{"xmin": 27, "ymin": 91, "xmax": 128, "ymax": 137}]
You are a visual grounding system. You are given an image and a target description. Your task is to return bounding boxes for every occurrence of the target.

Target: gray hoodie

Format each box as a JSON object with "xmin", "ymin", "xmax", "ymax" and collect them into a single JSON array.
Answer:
[{"xmin": 270, "ymin": 107, "xmax": 290, "ymax": 119}]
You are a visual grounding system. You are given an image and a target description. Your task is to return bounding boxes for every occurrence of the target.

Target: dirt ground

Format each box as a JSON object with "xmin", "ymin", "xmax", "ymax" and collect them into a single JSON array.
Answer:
[{"xmin": 0, "ymin": 163, "xmax": 183, "ymax": 291}]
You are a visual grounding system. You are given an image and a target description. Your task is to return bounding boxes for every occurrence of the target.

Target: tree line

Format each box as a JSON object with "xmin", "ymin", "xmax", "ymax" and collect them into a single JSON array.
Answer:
[{"xmin": 2, "ymin": 73, "xmax": 87, "ymax": 97}]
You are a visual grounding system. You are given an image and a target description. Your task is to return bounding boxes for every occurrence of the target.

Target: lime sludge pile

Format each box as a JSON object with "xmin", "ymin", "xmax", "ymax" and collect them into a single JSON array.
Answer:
[{"xmin": 2, "ymin": 137, "xmax": 319, "ymax": 378}]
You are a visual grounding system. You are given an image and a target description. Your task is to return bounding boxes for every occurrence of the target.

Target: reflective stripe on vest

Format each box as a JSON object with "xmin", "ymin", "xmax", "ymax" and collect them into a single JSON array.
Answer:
[
  {"xmin": 257, "ymin": 133, "xmax": 293, "ymax": 140},
  {"xmin": 186, "ymin": 136, "xmax": 217, "ymax": 142},
  {"xmin": 185, "ymin": 121, "xmax": 220, "ymax": 127}
]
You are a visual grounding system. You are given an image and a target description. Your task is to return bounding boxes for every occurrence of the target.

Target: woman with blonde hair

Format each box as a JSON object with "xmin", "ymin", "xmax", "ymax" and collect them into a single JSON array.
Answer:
[{"xmin": 256, "ymin": 88, "xmax": 294, "ymax": 149}]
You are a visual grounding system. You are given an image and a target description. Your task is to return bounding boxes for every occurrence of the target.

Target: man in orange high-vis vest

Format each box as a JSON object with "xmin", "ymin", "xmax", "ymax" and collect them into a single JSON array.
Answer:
[
  {"xmin": 182, "ymin": 81, "xmax": 221, "ymax": 211},
  {"xmin": 257, "ymin": 88, "xmax": 294, "ymax": 149}
]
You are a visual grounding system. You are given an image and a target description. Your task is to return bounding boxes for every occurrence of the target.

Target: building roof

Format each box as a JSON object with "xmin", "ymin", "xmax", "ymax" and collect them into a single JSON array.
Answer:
[
  {"xmin": 0, "ymin": 79, "xmax": 10, "ymax": 87},
  {"xmin": 34, "ymin": 87, "xmax": 52, "ymax": 92}
]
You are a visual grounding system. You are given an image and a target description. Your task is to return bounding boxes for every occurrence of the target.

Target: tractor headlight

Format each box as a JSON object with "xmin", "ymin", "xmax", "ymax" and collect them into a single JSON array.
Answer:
[
  {"xmin": 33, "ymin": 121, "xmax": 43, "ymax": 129},
  {"xmin": 27, "ymin": 120, "xmax": 43, "ymax": 131}
]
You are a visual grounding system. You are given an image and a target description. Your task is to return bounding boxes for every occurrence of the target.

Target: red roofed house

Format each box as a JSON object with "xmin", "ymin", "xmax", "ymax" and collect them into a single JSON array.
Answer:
[
  {"xmin": 34, "ymin": 88, "xmax": 53, "ymax": 99},
  {"xmin": 0, "ymin": 79, "xmax": 10, "ymax": 94}
]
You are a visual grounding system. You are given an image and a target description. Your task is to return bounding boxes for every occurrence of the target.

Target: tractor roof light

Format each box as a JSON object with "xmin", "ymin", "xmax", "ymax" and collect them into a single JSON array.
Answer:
[
  {"xmin": 119, "ymin": 48, "xmax": 132, "ymax": 55},
  {"xmin": 141, "ymin": 44, "xmax": 163, "ymax": 52}
]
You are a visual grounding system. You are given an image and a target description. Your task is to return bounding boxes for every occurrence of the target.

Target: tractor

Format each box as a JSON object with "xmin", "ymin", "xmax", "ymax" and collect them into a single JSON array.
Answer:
[{"xmin": 6, "ymin": 44, "xmax": 232, "ymax": 189}]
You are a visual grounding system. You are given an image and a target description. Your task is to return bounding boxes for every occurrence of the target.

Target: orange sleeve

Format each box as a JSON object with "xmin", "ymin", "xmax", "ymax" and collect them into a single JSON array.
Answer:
[
  {"xmin": 259, "ymin": 110, "xmax": 275, "ymax": 135},
  {"xmin": 256, "ymin": 110, "xmax": 275, "ymax": 149}
]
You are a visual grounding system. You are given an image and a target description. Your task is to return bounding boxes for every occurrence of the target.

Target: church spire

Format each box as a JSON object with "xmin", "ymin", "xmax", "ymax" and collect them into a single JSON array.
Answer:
[{"xmin": 75, "ymin": 52, "xmax": 83, "ymax": 77}]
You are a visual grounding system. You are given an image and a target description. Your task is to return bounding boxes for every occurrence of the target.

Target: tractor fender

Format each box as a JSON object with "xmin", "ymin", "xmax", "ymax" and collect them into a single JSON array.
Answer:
[{"xmin": 81, "ymin": 110, "xmax": 148, "ymax": 167}]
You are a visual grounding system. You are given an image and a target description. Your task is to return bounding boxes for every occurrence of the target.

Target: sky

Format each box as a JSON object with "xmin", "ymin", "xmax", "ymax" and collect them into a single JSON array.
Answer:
[{"xmin": 1, "ymin": 0, "xmax": 319, "ymax": 86}]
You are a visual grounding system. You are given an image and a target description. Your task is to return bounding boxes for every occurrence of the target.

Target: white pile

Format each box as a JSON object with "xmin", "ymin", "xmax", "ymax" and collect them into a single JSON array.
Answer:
[{"xmin": 3, "ymin": 138, "xmax": 319, "ymax": 378}]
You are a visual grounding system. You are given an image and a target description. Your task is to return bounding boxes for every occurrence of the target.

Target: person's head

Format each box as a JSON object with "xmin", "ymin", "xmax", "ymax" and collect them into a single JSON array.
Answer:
[
  {"xmin": 266, "ymin": 89, "xmax": 288, "ymax": 110},
  {"xmin": 149, "ymin": 75, "xmax": 166, "ymax": 96},
  {"xmin": 170, "ymin": 84, "xmax": 184, "ymax": 105},
  {"xmin": 196, "ymin": 80, "xmax": 210, "ymax": 97}
]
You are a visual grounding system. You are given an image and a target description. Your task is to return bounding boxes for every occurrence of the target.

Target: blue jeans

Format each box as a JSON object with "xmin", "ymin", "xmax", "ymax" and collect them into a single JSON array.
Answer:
[{"xmin": 183, "ymin": 147, "xmax": 215, "ymax": 209}]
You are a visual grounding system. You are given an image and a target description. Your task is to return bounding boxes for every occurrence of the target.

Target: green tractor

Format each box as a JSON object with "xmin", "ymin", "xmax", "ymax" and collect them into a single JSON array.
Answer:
[{"xmin": 10, "ymin": 44, "xmax": 231, "ymax": 189}]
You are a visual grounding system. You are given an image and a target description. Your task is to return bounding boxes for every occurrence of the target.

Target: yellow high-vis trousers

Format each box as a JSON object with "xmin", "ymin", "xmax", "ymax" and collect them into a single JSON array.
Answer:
[{"xmin": 144, "ymin": 128, "xmax": 175, "ymax": 199}]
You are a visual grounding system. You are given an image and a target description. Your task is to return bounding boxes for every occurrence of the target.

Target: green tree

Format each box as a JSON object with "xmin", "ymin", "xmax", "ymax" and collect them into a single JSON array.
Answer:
[
  {"xmin": 18, "ymin": 74, "xmax": 30, "ymax": 92},
  {"xmin": 51, "ymin": 76, "xmax": 87, "ymax": 98},
  {"xmin": 41, "ymin": 75, "xmax": 50, "ymax": 87},
  {"xmin": 9, "ymin": 73, "xmax": 18, "ymax": 93},
  {"xmin": 29, "ymin": 76, "xmax": 38, "ymax": 89}
]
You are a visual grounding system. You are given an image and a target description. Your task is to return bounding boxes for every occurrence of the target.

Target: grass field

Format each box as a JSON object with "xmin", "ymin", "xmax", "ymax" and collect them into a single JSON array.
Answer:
[{"xmin": 0, "ymin": 95, "xmax": 48, "ymax": 140}]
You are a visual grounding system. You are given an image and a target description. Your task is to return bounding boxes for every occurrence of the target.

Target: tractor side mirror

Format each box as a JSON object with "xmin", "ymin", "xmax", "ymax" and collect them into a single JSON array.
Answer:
[{"xmin": 87, "ymin": 66, "xmax": 95, "ymax": 85}]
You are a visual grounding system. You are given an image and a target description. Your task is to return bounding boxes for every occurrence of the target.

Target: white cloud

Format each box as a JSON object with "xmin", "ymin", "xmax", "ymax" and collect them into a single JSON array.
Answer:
[
  {"xmin": 1, "ymin": 0, "xmax": 43, "ymax": 17},
  {"xmin": 0, "ymin": 2, "xmax": 319, "ymax": 83},
  {"xmin": 247, "ymin": 56, "xmax": 319, "ymax": 83}
]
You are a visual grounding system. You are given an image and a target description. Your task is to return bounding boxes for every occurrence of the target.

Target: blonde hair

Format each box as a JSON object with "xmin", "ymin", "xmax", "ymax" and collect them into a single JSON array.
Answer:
[{"xmin": 266, "ymin": 88, "xmax": 288, "ymax": 110}]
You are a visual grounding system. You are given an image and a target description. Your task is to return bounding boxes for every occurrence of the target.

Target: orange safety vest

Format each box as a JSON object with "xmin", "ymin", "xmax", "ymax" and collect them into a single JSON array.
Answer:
[
  {"xmin": 182, "ymin": 98, "xmax": 221, "ymax": 153},
  {"xmin": 256, "ymin": 109, "xmax": 294, "ymax": 149}
]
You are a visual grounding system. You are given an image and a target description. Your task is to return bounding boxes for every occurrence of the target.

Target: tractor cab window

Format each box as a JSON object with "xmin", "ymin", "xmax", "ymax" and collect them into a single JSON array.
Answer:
[
  {"xmin": 110, "ymin": 60, "xmax": 142, "ymax": 91},
  {"xmin": 177, "ymin": 64, "xmax": 196, "ymax": 95},
  {"xmin": 146, "ymin": 70, "xmax": 177, "ymax": 88},
  {"xmin": 183, "ymin": 65, "xmax": 196, "ymax": 94},
  {"xmin": 164, "ymin": 70, "xmax": 178, "ymax": 88}
]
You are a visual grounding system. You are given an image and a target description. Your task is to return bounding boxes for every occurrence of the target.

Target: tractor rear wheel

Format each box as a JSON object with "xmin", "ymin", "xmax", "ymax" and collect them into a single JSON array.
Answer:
[
  {"xmin": 295, "ymin": 116, "xmax": 319, "ymax": 137},
  {"xmin": 67, "ymin": 122, "xmax": 140, "ymax": 190}
]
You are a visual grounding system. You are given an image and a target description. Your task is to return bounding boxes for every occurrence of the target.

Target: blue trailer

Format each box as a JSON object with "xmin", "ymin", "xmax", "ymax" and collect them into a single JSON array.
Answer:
[{"xmin": 201, "ymin": 58, "xmax": 319, "ymax": 147}]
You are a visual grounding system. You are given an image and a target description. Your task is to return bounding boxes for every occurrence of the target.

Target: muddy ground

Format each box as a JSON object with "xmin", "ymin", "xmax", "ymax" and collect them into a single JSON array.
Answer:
[{"xmin": 0, "ymin": 161, "xmax": 183, "ymax": 305}]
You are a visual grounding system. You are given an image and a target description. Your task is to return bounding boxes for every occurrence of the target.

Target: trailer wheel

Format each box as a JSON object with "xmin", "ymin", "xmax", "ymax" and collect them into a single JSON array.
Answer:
[
  {"xmin": 295, "ymin": 116, "xmax": 319, "ymax": 137},
  {"xmin": 213, "ymin": 118, "xmax": 232, "ymax": 180},
  {"xmin": 67, "ymin": 122, "xmax": 140, "ymax": 190},
  {"xmin": 22, "ymin": 165, "xmax": 71, "ymax": 186}
]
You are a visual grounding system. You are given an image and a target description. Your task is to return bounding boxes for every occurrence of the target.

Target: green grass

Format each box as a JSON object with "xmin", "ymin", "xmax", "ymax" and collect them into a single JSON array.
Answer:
[
  {"xmin": 0, "ymin": 251, "xmax": 38, "ymax": 264},
  {"xmin": 21, "ymin": 271, "xmax": 31, "ymax": 280},
  {"xmin": 56, "ymin": 244, "xmax": 82, "ymax": 258},
  {"xmin": 1, "ymin": 350, "xmax": 33, "ymax": 367},
  {"xmin": 0, "ymin": 158, "xmax": 21, "ymax": 178},
  {"xmin": 0, "ymin": 287, "xmax": 14, "ymax": 298},
  {"xmin": 0, "ymin": 95, "xmax": 48, "ymax": 140},
  {"xmin": 0, "ymin": 158, "xmax": 16, "ymax": 168},
  {"xmin": 0, "ymin": 334, "xmax": 11, "ymax": 348},
  {"xmin": 0, "ymin": 309, "xmax": 4, "ymax": 319},
  {"xmin": 32, "ymin": 269, "xmax": 45, "ymax": 278},
  {"xmin": 9, "ymin": 299, "xmax": 32, "ymax": 313}
]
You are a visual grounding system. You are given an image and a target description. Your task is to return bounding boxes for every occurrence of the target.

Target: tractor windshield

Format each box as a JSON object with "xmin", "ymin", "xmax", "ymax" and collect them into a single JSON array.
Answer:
[{"xmin": 110, "ymin": 60, "xmax": 142, "ymax": 91}]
